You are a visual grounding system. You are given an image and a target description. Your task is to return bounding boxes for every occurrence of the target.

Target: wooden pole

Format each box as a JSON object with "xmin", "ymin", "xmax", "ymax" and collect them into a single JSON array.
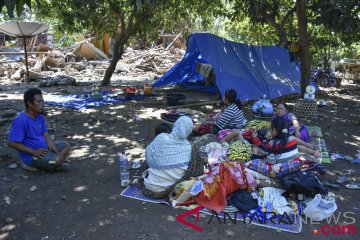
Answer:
[
  {"xmin": 166, "ymin": 100, "xmax": 219, "ymax": 110},
  {"xmin": 23, "ymin": 37, "xmax": 30, "ymax": 83},
  {"xmin": 165, "ymin": 32, "xmax": 182, "ymax": 51}
]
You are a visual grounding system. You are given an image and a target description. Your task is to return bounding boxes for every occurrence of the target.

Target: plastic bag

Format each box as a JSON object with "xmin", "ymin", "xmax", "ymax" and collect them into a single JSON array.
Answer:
[{"xmin": 303, "ymin": 194, "xmax": 337, "ymax": 221}]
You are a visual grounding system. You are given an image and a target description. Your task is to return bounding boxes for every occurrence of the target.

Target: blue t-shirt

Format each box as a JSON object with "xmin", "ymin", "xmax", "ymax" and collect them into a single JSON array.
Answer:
[{"xmin": 8, "ymin": 112, "xmax": 48, "ymax": 165}]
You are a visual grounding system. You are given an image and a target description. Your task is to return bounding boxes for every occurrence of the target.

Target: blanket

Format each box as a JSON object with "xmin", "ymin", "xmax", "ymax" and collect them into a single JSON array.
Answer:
[{"xmin": 120, "ymin": 185, "xmax": 302, "ymax": 233}]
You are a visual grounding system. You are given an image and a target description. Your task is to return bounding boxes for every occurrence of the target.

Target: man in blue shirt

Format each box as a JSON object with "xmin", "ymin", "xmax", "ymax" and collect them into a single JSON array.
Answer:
[{"xmin": 8, "ymin": 88, "xmax": 71, "ymax": 172}]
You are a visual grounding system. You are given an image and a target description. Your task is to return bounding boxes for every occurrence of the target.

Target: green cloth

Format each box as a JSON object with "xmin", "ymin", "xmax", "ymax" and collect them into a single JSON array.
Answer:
[
  {"xmin": 306, "ymin": 126, "xmax": 323, "ymax": 138},
  {"xmin": 321, "ymin": 151, "xmax": 331, "ymax": 164}
]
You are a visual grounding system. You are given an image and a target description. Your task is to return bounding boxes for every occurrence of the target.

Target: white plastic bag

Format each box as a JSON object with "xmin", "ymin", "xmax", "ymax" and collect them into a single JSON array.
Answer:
[{"xmin": 303, "ymin": 194, "xmax": 337, "ymax": 221}]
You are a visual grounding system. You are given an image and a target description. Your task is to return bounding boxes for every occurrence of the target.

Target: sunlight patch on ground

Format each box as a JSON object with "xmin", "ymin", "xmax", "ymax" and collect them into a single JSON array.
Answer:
[
  {"xmin": 70, "ymin": 146, "xmax": 90, "ymax": 158},
  {"xmin": 80, "ymin": 198, "xmax": 90, "ymax": 203},
  {"xmin": 344, "ymin": 140, "xmax": 360, "ymax": 148},
  {"xmin": 74, "ymin": 186, "xmax": 87, "ymax": 192},
  {"xmin": 166, "ymin": 215, "xmax": 176, "ymax": 222},
  {"xmin": 71, "ymin": 134, "xmax": 88, "ymax": 140},
  {"xmin": 0, "ymin": 224, "xmax": 16, "ymax": 232},
  {"xmin": 225, "ymin": 229, "xmax": 235, "ymax": 236},
  {"xmin": 109, "ymin": 105, "xmax": 126, "ymax": 110},
  {"xmin": 127, "ymin": 147, "xmax": 145, "ymax": 159},
  {"xmin": 338, "ymin": 195, "xmax": 350, "ymax": 202},
  {"xmin": 0, "ymin": 232, "xmax": 9, "ymax": 239},
  {"xmin": 0, "ymin": 93, "xmax": 23, "ymax": 100},
  {"xmin": 98, "ymin": 220, "xmax": 111, "ymax": 227}
]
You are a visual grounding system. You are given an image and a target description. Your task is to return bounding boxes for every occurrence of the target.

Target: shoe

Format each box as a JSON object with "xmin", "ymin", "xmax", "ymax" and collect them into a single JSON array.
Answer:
[{"xmin": 21, "ymin": 162, "xmax": 37, "ymax": 172}]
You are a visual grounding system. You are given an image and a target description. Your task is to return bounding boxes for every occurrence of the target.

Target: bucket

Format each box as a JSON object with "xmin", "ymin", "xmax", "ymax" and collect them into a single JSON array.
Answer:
[
  {"xmin": 144, "ymin": 83, "xmax": 153, "ymax": 95},
  {"xmin": 165, "ymin": 93, "xmax": 186, "ymax": 106}
]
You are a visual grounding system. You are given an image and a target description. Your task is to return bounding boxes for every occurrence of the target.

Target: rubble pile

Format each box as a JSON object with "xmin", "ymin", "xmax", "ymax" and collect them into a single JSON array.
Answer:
[
  {"xmin": 0, "ymin": 37, "xmax": 186, "ymax": 85},
  {"xmin": 122, "ymin": 46, "xmax": 185, "ymax": 74}
]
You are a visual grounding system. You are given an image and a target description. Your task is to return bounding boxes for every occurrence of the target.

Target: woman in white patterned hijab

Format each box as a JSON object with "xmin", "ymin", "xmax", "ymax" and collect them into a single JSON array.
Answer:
[
  {"xmin": 144, "ymin": 116, "xmax": 194, "ymax": 192},
  {"xmin": 146, "ymin": 116, "xmax": 193, "ymax": 169}
]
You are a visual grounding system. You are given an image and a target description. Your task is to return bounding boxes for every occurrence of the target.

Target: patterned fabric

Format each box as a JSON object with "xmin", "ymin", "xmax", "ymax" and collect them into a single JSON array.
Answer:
[
  {"xmin": 246, "ymin": 120, "xmax": 271, "ymax": 131},
  {"xmin": 245, "ymin": 159, "xmax": 302, "ymax": 179},
  {"xmin": 146, "ymin": 116, "xmax": 193, "ymax": 170},
  {"xmin": 215, "ymin": 103, "xmax": 247, "ymax": 130},
  {"xmin": 196, "ymin": 123, "xmax": 218, "ymax": 135},
  {"xmin": 217, "ymin": 129, "xmax": 237, "ymax": 141},
  {"xmin": 195, "ymin": 162, "xmax": 256, "ymax": 213},
  {"xmin": 253, "ymin": 135, "xmax": 300, "ymax": 164},
  {"xmin": 227, "ymin": 140, "xmax": 252, "ymax": 162}
]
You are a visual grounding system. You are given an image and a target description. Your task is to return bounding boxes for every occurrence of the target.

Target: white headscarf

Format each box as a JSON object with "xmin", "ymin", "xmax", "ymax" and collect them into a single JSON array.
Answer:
[{"xmin": 146, "ymin": 116, "xmax": 193, "ymax": 170}]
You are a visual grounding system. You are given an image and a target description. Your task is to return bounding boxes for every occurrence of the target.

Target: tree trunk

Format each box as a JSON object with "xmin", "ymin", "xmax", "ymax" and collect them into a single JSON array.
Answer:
[
  {"xmin": 101, "ymin": 34, "xmax": 127, "ymax": 86},
  {"xmin": 296, "ymin": 0, "xmax": 310, "ymax": 95}
]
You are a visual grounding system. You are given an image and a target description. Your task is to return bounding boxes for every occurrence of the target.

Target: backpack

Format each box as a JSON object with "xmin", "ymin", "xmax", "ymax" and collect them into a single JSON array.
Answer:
[{"xmin": 280, "ymin": 170, "xmax": 328, "ymax": 197}]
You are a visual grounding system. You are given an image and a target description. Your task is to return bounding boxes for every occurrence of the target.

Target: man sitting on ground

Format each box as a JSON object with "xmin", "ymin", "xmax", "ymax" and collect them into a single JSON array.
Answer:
[{"xmin": 8, "ymin": 88, "xmax": 71, "ymax": 172}]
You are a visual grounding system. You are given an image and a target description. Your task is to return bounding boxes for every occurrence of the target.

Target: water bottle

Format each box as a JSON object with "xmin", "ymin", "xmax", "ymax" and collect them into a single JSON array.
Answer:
[{"xmin": 119, "ymin": 149, "xmax": 130, "ymax": 187}]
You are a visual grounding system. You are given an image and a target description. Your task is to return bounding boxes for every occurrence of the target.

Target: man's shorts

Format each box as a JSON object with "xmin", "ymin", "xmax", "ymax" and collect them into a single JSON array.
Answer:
[{"xmin": 31, "ymin": 141, "xmax": 67, "ymax": 172}]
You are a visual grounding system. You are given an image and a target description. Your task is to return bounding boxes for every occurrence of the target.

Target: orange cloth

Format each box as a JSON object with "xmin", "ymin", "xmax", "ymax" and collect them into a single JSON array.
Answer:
[{"xmin": 195, "ymin": 162, "xmax": 256, "ymax": 213}]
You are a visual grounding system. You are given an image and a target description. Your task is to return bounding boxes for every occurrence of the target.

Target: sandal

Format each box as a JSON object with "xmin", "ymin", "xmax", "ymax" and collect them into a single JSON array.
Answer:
[{"xmin": 345, "ymin": 182, "xmax": 360, "ymax": 190}]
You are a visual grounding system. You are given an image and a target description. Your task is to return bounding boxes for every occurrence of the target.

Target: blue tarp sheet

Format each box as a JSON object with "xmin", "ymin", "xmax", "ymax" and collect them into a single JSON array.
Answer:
[
  {"xmin": 45, "ymin": 91, "xmax": 154, "ymax": 109},
  {"xmin": 153, "ymin": 33, "xmax": 301, "ymax": 100}
]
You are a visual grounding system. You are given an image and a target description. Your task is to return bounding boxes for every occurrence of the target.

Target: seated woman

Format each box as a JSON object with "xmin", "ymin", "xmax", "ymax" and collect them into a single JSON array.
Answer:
[
  {"xmin": 194, "ymin": 88, "xmax": 247, "ymax": 135},
  {"xmin": 141, "ymin": 116, "xmax": 203, "ymax": 198},
  {"xmin": 274, "ymin": 102, "xmax": 311, "ymax": 143},
  {"xmin": 245, "ymin": 117, "xmax": 303, "ymax": 178}
]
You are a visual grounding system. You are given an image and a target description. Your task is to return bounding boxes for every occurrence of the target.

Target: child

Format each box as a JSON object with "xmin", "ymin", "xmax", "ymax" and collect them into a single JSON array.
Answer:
[
  {"xmin": 155, "ymin": 123, "xmax": 172, "ymax": 136},
  {"xmin": 244, "ymin": 117, "xmax": 303, "ymax": 179},
  {"xmin": 251, "ymin": 117, "xmax": 300, "ymax": 164}
]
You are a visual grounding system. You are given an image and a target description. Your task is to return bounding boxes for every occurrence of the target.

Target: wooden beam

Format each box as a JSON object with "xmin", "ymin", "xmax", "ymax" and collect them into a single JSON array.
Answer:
[
  {"xmin": 166, "ymin": 100, "xmax": 219, "ymax": 109},
  {"xmin": 165, "ymin": 32, "xmax": 182, "ymax": 51}
]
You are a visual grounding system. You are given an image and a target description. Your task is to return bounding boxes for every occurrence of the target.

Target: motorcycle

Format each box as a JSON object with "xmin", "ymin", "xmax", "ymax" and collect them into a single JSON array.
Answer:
[{"xmin": 311, "ymin": 66, "xmax": 336, "ymax": 87}]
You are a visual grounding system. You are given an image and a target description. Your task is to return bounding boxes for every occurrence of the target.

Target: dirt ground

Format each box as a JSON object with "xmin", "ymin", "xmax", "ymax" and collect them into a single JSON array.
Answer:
[{"xmin": 0, "ymin": 77, "xmax": 360, "ymax": 240}]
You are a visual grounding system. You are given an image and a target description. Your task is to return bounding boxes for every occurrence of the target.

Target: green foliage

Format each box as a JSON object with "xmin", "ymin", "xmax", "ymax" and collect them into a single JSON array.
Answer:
[
  {"xmin": 311, "ymin": 0, "xmax": 360, "ymax": 44},
  {"xmin": 224, "ymin": 18, "xmax": 278, "ymax": 45},
  {"xmin": 33, "ymin": 0, "xmax": 227, "ymax": 52}
]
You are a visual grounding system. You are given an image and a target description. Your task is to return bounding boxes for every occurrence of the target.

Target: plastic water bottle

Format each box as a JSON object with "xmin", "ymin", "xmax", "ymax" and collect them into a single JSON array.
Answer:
[{"xmin": 119, "ymin": 149, "xmax": 130, "ymax": 187}]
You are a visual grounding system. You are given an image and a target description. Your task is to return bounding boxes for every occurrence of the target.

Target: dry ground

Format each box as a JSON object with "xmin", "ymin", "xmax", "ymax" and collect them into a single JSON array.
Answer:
[{"xmin": 0, "ymin": 78, "xmax": 359, "ymax": 240}]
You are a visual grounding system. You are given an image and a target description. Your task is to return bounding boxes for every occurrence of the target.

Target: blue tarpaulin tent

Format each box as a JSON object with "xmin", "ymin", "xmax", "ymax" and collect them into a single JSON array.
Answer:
[{"xmin": 153, "ymin": 33, "xmax": 301, "ymax": 100}]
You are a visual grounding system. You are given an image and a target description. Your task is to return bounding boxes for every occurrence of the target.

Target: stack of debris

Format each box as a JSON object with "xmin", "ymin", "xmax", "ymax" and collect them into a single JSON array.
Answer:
[
  {"xmin": 0, "ymin": 34, "xmax": 186, "ymax": 85},
  {"xmin": 120, "ymin": 46, "xmax": 185, "ymax": 74}
]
